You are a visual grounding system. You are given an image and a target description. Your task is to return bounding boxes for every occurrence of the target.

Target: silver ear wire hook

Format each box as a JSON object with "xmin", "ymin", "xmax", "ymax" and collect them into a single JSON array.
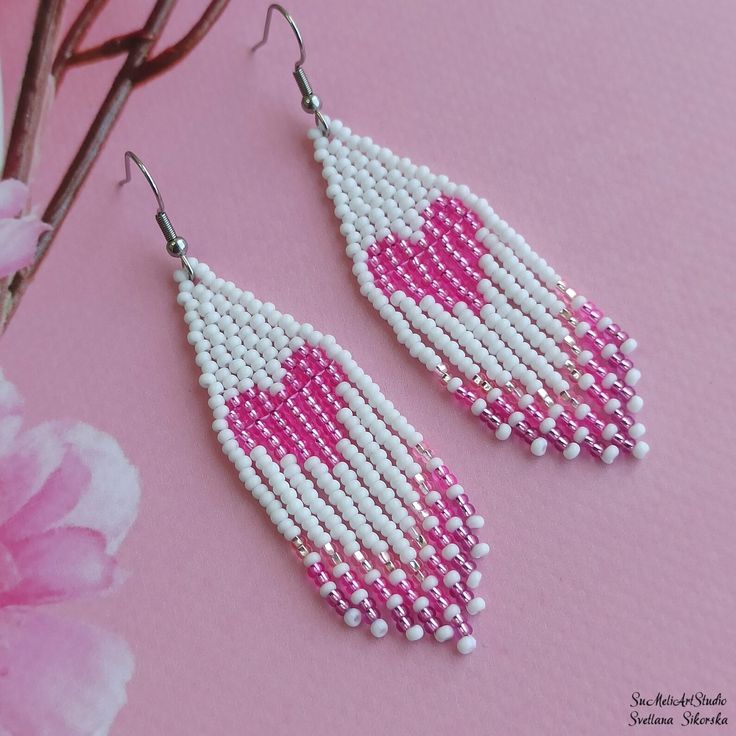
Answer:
[
  {"xmin": 251, "ymin": 4, "xmax": 329, "ymax": 136},
  {"xmin": 120, "ymin": 151, "xmax": 194, "ymax": 279}
]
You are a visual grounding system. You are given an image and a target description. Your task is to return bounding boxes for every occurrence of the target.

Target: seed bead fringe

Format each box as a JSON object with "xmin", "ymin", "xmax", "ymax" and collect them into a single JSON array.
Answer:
[
  {"xmin": 176, "ymin": 258, "xmax": 488, "ymax": 654},
  {"xmin": 312, "ymin": 118, "xmax": 648, "ymax": 464}
]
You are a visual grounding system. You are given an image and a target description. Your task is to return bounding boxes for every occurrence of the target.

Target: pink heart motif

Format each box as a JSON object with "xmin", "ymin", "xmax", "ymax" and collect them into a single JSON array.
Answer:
[{"xmin": 364, "ymin": 195, "xmax": 644, "ymax": 461}]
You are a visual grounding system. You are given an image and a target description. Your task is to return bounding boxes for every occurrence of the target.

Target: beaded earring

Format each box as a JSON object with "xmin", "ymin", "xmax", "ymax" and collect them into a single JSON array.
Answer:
[
  {"xmin": 120, "ymin": 152, "xmax": 488, "ymax": 654},
  {"xmin": 251, "ymin": 5, "xmax": 648, "ymax": 465}
]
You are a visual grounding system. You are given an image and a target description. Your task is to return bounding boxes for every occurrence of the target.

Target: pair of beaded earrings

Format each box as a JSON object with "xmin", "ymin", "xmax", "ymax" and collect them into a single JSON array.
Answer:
[{"xmin": 121, "ymin": 5, "xmax": 647, "ymax": 655}]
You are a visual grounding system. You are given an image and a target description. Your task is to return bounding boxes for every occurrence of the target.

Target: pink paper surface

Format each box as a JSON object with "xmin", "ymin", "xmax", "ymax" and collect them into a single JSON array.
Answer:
[{"xmin": 1, "ymin": 1, "xmax": 734, "ymax": 734}]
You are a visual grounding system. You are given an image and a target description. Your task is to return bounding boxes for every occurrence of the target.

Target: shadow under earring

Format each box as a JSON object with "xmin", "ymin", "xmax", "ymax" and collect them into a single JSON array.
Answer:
[
  {"xmin": 251, "ymin": 4, "xmax": 648, "ymax": 465},
  {"xmin": 120, "ymin": 151, "xmax": 488, "ymax": 655}
]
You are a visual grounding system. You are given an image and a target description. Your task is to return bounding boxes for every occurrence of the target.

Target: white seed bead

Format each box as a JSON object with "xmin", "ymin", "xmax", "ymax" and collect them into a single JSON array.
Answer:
[
  {"xmin": 633, "ymin": 441, "xmax": 650, "ymax": 459},
  {"xmin": 370, "ymin": 619, "xmax": 389, "ymax": 638},
  {"xmin": 343, "ymin": 608, "xmax": 362, "ymax": 627},
  {"xmin": 467, "ymin": 597, "xmax": 486, "ymax": 615},
  {"xmin": 434, "ymin": 625, "xmax": 454, "ymax": 643},
  {"xmin": 467, "ymin": 570, "xmax": 482, "ymax": 589},
  {"xmin": 601, "ymin": 445, "xmax": 619, "ymax": 464},
  {"xmin": 457, "ymin": 635, "xmax": 476, "ymax": 655},
  {"xmin": 530, "ymin": 437, "xmax": 548, "ymax": 456}
]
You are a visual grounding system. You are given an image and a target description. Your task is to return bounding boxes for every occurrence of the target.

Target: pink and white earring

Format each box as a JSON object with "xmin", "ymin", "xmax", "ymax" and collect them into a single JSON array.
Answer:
[
  {"xmin": 121, "ymin": 152, "xmax": 487, "ymax": 654},
  {"xmin": 251, "ymin": 5, "xmax": 648, "ymax": 465}
]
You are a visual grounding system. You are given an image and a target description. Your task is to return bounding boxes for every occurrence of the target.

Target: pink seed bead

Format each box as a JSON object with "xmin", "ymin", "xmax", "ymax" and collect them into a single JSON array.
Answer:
[
  {"xmin": 589, "ymin": 334, "xmax": 605, "ymax": 351},
  {"xmin": 428, "ymin": 587, "xmax": 449, "ymax": 609},
  {"xmin": 395, "ymin": 615, "xmax": 411, "ymax": 632},
  {"xmin": 457, "ymin": 529, "xmax": 479, "ymax": 550},
  {"xmin": 397, "ymin": 579, "xmax": 419, "ymax": 603},
  {"xmin": 307, "ymin": 563, "xmax": 324, "ymax": 579},
  {"xmin": 547, "ymin": 427, "xmax": 568, "ymax": 451},
  {"xmin": 557, "ymin": 411, "xmax": 578, "ymax": 432},
  {"xmin": 612, "ymin": 409, "xmax": 634, "ymax": 430},
  {"xmin": 454, "ymin": 385, "xmax": 477, "ymax": 407},
  {"xmin": 495, "ymin": 397, "xmax": 513, "ymax": 416},
  {"xmin": 434, "ymin": 498, "xmax": 451, "ymax": 521},
  {"xmin": 457, "ymin": 620, "xmax": 473, "ymax": 637},
  {"xmin": 587, "ymin": 357, "xmax": 607, "ymax": 379},
  {"xmin": 434, "ymin": 466, "xmax": 456, "ymax": 488},
  {"xmin": 428, "ymin": 526, "xmax": 451, "ymax": 547},
  {"xmin": 424, "ymin": 617, "xmax": 441, "ymax": 633},
  {"xmin": 341, "ymin": 571, "xmax": 360, "ymax": 594},
  {"xmin": 614, "ymin": 435, "xmax": 635, "ymax": 453},
  {"xmin": 454, "ymin": 492, "xmax": 473, "ymax": 509},
  {"xmin": 583, "ymin": 435, "xmax": 604, "ymax": 457},
  {"xmin": 606, "ymin": 323, "xmax": 624, "ymax": 341},
  {"xmin": 581, "ymin": 302, "xmax": 602, "ymax": 322},
  {"xmin": 315, "ymin": 571, "xmax": 329, "ymax": 586},
  {"xmin": 524, "ymin": 404, "xmax": 545, "ymax": 424},
  {"xmin": 479, "ymin": 407, "xmax": 502, "ymax": 430},
  {"xmin": 359, "ymin": 597, "xmax": 379, "ymax": 622},
  {"xmin": 371, "ymin": 577, "xmax": 391, "ymax": 602},
  {"xmin": 455, "ymin": 552, "xmax": 476, "ymax": 576},
  {"xmin": 515, "ymin": 420, "xmax": 537, "ymax": 444},
  {"xmin": 418, "ymin": 607, "xmax": 434, "ymax": 623},
  {"xmin": 428, "ymin": 554, "xmax": 449, "ymax": 577},
  {"xmin": 451, "ymin": 582, "xmax": 473, "ymax": 605},
  {"xmin": 327, "ymin": 590, "xmax": 342, "ymax": 607},
  {"xmin": 585, "ymin": 413, "xmax": 605, "ymax": 434},
  {"xmin": 588, "ymin": 383, "xmax": 606, "ymax": 403}
]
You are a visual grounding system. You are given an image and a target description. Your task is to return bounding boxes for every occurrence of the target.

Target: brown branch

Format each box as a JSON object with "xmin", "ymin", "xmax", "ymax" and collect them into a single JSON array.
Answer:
[
  {"xmin": 0, "ymin": 0, "xmax": 232, "ymax": 330},
  {"xmin": 36, "ymin": 0, "xmax": 176, "ymax": 240},
  {"xmin": 132, "ymin": 0, "xmax": 229, "ymax": 85},
  {"xmin": 52, "ymin": 0, "xmax": 110, "ymax": 84},
  {"xmin": 66, "ymin": 31, "xmax": 156, "ymax": 67},
  {"xmin": 2, "ymin": 0, "xmax": 66, "ymax": 182}
]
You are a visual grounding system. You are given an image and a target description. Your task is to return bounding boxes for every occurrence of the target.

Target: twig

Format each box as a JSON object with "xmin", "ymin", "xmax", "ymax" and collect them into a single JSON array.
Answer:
[
  {"xmin": 66, "ymin": 31, "xmax": 156, "ymax": 68},
  {"xmin": 133, "ymin": 0, "xmax": 229, "ymax": 85},
  {"xmin": 0, "ymin": 0, "xmax": 231, "ymax": 330},
  {"xmin": 52, "ymin": 0, "xmax": 110, "ymax": 84},
  {"xmin": 2, "ymin": 0, "xmax": 66, "ymax": 182},
  {"xmin": 31, "ymin": 0, "xmax": 177, "ymax": 258}
]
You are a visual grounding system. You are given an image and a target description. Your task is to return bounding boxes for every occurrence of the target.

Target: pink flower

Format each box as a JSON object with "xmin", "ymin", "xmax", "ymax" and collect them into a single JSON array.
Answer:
[
  {"xmin": 0, "ymin": 178, "xmax": 51, "ymax": 278},
  {"xmin": 0, "ymin": 370, "xmax": 140, "ymax": 735}
]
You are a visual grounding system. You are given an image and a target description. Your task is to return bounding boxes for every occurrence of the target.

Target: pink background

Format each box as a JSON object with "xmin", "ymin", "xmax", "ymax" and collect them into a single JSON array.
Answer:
[{"xmin": 2, "ymin": 1, "xmax": 735, "ymax": 733}]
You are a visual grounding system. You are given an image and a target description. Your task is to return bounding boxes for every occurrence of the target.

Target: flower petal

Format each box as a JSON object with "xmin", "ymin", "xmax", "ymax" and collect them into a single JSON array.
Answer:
[
  {"xmin": 54, "ymin": 423, "xmax": 140, "ymax": 554},
  {"xmin": 0, "ymin": 526, "xmax": 117, "ymax": 607},
  {"xmin": 0, "ymin": 420, "xmax": 139, "ymax": 553},
  {"xmin": 0, "ymin": 213, "xmax": 50, "ymax": 277},
  {"xmin": 0, "ymin": 608, "xmax": 133, "ymax": 735},
  {"xmin": 0, "ymin": 422, "xmax": 65, "ymax": 527},
  {"xmin": 0, "ymin": 449, "xmax": 89, "ymax": 542},
  {"xmin": 0, "ymin": 542, "xmax": 20, "ymax": 593},
  {"xmin": 0, "ymin": 179, "xmax": 28, "ymax": 219},
  {"xmin": 0, "ymin": 370, "xmax": 22, "ymax": 453}
]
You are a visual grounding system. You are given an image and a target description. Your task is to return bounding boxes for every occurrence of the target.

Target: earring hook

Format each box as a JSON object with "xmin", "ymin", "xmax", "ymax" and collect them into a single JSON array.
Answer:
[
  {"xmin": 122, "ymin": 151, "xmax": 166, "ymax": 212},
  {"xmin": 251, "ymin": 4, "xmax": 329, "ymax": 136},
  {"xmin": 119, "ymin": 150, "xmax": 194, "ymax": 279},
  {"xmin": 251, "ymin": 4, "xmax": 305, "ymax": 70}
]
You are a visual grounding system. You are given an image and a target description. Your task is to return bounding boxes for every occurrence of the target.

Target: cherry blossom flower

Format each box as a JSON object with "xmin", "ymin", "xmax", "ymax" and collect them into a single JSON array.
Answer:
[
  {"xmin": 0, "ymin": 370, "xmax": 140, "ymax": 735},
  {"xmin": 0, "ymin": 178, "xmax": 50, "ymax": 279}
]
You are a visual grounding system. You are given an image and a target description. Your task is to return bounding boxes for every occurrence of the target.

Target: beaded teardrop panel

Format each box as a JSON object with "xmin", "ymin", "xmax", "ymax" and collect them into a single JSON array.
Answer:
[
  {"xmin": 313, "ymin": 120, "xmax": 648, "ymax": 464},
  {"xmin": 177, "ymin": 259, "xmax": 487, "ymax": 654}
]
